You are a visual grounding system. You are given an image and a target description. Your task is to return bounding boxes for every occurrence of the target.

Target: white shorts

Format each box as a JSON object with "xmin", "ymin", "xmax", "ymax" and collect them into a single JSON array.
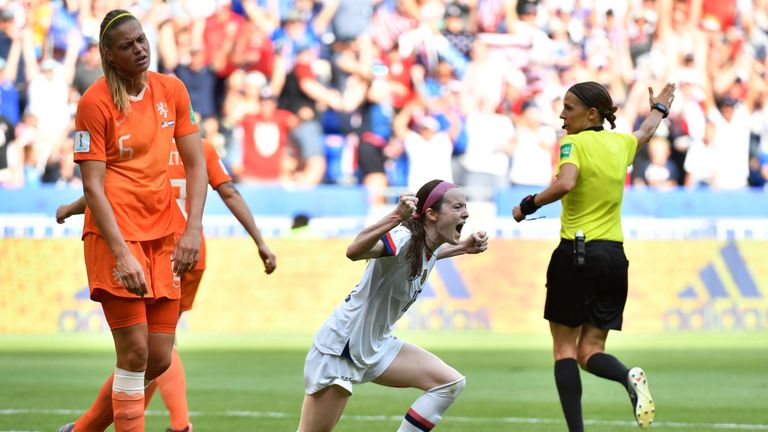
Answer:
[{"xmin": 303, "ymin": 338, "xmax": 404, "ymax": 395}]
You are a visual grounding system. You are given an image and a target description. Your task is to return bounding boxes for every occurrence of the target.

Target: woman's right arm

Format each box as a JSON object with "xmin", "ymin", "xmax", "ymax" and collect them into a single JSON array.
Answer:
[
  {"xmin": 80, "ymin": 160, "xmax": 147, "ymax": 296},
  {"xmin": 345, "ymin": 194, "xmax": 418, "ymax": 261}
]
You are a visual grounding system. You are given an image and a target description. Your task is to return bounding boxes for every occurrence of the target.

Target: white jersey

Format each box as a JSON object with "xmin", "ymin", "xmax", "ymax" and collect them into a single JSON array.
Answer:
[{"xmin": 313, "ymin": 225, "xmax": 439, "ymax": 367}]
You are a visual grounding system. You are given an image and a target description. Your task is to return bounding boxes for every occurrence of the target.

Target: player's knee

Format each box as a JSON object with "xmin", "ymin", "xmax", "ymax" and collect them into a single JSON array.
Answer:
[
  {"xmin": 146, "ymin": 354, "xmax": 172, "ymax": 380},
  {"xmin": 577, "ymin": 348, "xmax": 601, "ymax": 370},
  {"xmin": 427, "ymin": 376, "xmax": 466, "ymax": 403},
  {"xmin": 117, "ymin": 345, "xmax": 148, "ymax": 372}
]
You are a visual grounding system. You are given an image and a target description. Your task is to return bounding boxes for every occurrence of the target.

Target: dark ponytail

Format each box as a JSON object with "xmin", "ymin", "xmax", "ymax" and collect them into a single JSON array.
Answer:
[
  {"xmin": 567, "ymin": 81, "xmax": 618, "ymax": 129},
  {"xmin": 401, "ymin": 179, "xmax": 445, "ymax": 280}
]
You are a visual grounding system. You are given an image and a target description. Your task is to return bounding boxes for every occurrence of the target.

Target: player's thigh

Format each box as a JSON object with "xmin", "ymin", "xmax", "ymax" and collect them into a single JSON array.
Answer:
[
  {"xmin": 577, "ymin": 323, "xmax": 609, "ymax": 364},
  {"xmin": 179, "ymin": 269, "xmax": 204, "ymax": 312},
  {"xmin": 144, "ymin": 298, "xmax": 179, "ymax": 379},
  {"xmin": 373, "ymin": 342, "xmax": 462, "ymax": 391},
  {"xmin": 298, "ymin": 386, "xmax": 350, "ymax": 432},
  {"xmin": 549, "ymin": 321, "xmax": 581, "ymax": 360}
]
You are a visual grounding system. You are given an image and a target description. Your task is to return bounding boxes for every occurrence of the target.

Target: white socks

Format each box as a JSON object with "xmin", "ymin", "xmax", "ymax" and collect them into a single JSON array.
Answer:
[{"xmin": 398, "ymin": 377, "xmax": 466, "ymax": 431}]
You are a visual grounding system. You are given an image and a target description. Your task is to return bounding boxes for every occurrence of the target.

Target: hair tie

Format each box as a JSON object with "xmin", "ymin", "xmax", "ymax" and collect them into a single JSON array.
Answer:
[{"xmin": 101, "ymin": 12, "xmax": 133, "ymax": 40}]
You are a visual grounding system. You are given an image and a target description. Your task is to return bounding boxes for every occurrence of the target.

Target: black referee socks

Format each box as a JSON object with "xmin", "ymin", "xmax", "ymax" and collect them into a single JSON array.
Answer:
[
  {"xmin": 554, "ymin": 358, "xmax": 584, "ymax": 432},
  {"xmin": 586, "ymin": 352, "xmax": 630, "ymax": 387}
]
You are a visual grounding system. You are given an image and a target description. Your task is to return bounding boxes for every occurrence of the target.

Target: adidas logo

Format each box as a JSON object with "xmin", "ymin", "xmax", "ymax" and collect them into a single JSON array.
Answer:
[
  {"xmin": 402, "ymin": 260, "xmax": 490, "ymax": 331},
  {"xmin": 664, "ymin": 242, "xmax": 766, "ymax": 331}
]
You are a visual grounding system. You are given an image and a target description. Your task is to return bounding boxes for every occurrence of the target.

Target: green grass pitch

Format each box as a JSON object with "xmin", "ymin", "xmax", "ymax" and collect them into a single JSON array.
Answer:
[{"xmin": 0, "ymin": 333, "xmax": 766, "ymax": 431}]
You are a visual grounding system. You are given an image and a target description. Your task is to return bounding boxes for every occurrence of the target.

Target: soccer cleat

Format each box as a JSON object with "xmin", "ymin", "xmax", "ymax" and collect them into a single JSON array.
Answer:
[
  {"xmin": 627, "ymin": 367, "xmax": 655, "ymax": 429},
  {"xmin": 57, "ymin": 423, "xmax": 75, "ymax": 432},
  {"xmin": 165, "ymin": 424, "xmax": 192, "ymax": 432}
]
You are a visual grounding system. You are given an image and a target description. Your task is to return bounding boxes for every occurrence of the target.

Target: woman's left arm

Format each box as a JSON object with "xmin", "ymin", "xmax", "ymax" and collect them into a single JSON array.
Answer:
[
  {"xmin": 174, "ymin": 132, "xmax": 208, "ymax": 275},
  {"xmin": 634, "ymin": 83, "xmax": 676, "ymax": 150},
  {"xmin": 437, "ymin": 231, "xmax": 488, "ymax": 259}
]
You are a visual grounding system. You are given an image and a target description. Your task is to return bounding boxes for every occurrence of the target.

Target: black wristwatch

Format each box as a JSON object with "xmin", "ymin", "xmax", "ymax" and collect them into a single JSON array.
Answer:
[{"xmin": 651, "ymin": 102, "xmax": 669, "ymax": 118}]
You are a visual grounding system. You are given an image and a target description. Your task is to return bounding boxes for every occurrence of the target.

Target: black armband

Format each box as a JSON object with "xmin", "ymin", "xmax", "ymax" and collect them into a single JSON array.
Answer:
[
  {"xmin": 651, "ymin": 102, "xmax": 669, "ymax": 118},
  {"xmin": 519, "ymin": 194, "xmax": 540, "ymax": 216}
]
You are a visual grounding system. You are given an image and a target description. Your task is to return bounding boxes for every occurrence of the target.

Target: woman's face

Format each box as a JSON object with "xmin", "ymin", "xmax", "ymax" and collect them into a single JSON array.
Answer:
[
  {"xmin": 559, "ymin": 91, "xmax": 597, "ymax": 135},
  {"xmin": 104, "ymin": 20, "xmax": 150, "ymax": 78},
  {"xmin": 427, "ymin": 188, "xmax": 468, "ymax": 246}
]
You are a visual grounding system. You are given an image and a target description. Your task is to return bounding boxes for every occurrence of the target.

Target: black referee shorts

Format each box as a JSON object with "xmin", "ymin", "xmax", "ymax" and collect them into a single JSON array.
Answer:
[{"xmin": 544, "ymin": 239, "xmax": 629, "ymax": 330}]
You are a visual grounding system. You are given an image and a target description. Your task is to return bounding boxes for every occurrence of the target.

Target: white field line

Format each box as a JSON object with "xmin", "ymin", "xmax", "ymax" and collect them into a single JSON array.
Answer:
[{"xmin": 1, "ymin": 408, "xmax": 767, "ymax": 431}]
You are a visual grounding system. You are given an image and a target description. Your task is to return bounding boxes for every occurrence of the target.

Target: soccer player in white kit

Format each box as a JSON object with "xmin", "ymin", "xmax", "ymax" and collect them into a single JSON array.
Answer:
[{"xmin": 298, "ymin": 179, "xmax": 489, "ymax": 432}]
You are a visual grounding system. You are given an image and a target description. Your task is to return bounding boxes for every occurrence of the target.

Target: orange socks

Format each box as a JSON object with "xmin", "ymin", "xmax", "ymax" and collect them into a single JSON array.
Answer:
[
  {"xmin": 111, "ymin": 368, "xmax": 145, "ymax": 432},
  {"xmin": 73, "ymin": 374, "xmax": 115, "ymax": 432},
  {"xmin": 156, "ymin": 348, "xmax": 190, "ymax": 431},
  {"xmin": 73, "ymin": 354, "xmax": 188, "ymax": 432}
]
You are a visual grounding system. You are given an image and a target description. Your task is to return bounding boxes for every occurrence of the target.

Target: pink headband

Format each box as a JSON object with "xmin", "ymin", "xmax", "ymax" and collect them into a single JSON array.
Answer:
[{"xmin": 414, "ymin": 181, "xmax": 457, "ymax": 219}]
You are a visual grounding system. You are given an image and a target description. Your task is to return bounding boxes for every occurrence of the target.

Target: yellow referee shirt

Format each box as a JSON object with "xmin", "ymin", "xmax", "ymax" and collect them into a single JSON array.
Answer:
[{"xmin": 556, "ymin": 129, "xmax": 637, "ymax": 242}]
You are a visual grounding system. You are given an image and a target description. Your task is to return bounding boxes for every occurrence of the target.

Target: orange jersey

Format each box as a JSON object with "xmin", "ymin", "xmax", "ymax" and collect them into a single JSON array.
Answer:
[
  {"xmin": 74, "ymin": 72, "xmax": 200, "ymax": 241},
  {"xmin": 168, "ymin": 138, "xmax": 232, "ymax": 270}
]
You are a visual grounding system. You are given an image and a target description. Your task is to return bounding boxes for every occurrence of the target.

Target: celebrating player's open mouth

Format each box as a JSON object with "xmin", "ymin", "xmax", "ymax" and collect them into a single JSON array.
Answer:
[{"xmin": 432, "ymin": 188, "xmax": 469, "ymax": 246}]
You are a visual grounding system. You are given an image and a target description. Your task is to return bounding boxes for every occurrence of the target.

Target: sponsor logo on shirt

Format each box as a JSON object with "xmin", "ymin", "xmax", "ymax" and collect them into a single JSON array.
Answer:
[
  {"xmin": 560, "ymin": 142, "xmax": 572, "ymax": 159},
  {"xmin": 161, "ymin": 121, "xmax": 176, "ymax": 128},
  {"xmin": 74, "ymin": 131, "xmax": 90, "ymax": 153}
]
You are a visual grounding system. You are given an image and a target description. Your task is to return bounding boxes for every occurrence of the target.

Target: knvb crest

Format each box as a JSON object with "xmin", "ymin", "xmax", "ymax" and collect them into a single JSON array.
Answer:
[{"xmin": 156, "ymin": 101, "xmax": 169, "ymax": 118}]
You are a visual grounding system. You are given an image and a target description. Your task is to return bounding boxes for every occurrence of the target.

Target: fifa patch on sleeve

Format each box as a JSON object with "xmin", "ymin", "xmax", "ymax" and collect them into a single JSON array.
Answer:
[
  {"xmin": 74, "ymin": 131, "xmax": 91, "ymax": 153},
  {"xmin": 189, "ymin": 103, "xmax": 197, "ymax": 124},
  {"xmin": 560, "ymin": 143, "xmax": 573, "ymax": 159}
]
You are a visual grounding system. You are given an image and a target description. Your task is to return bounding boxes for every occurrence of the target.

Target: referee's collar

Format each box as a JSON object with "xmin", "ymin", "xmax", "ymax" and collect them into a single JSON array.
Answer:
[{"xmin": 583, "ymin": 126, "xmax": 604, "ymax": 132}]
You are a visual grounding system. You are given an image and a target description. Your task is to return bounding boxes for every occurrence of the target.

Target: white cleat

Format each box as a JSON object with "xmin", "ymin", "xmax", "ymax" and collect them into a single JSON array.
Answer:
[{"xmin": 627, "ymin": 367, "xmax": 655, "ymax": 429}]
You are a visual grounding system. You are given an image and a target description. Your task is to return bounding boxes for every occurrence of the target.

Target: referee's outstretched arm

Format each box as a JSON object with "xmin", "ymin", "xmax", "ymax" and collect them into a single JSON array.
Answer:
[{"xmin": 634, "ymin": 83, "xmax": 676, "ymax": 149}]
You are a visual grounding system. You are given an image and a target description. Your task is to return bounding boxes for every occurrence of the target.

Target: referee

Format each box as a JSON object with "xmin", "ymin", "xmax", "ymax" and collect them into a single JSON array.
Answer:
[{"xmin": 513, "ymin": 81, "xmax": 675, "ymax": 431}]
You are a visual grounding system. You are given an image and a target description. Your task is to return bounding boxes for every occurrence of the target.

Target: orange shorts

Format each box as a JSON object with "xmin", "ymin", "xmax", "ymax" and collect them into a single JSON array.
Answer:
[
  {"xmin": 100, "ymin": 292, "xmax": 179, "ymax": 333},
  {"xmin": 179, "ymin": 269, "xmax": 205, "ymax": 312},
  {"xmin": 83, "ymin": 233, "xmax": 181, "ymax": 301}
]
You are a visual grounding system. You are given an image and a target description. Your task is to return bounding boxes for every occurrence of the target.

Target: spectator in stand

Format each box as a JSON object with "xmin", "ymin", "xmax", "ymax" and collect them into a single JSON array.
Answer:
[
  {"xmin": 508, "ymin": 100, "xmax": 557, "ymax": 187},
  {"xmin": 203, "ymin": 0, "xmax": 245, "ymax": 112},
  {"xmin": 460, "ymin": 39, "xmax": 504, "ymax": 114},
  {"xmin": 633, "ymin": 136, "xmax": 680, "ymax": 189},
  {"xmin": 73, "ymin": 36, "xmax": 103, "ymax": 96},
  {"xmin": 401, "ymin": 114, "xmax": 454, "ymax": 192},
  {"xmin": 684, "ymin": 120, "xmax": 718, "ymax": 188},
  {"xmin": 23, "ymin": 28, "xmax": 80, "ymax": 184},
  {"xmin": 0, "ymin": 112, "xmax": 16, "ymax": 185},
  {"xmin": 278, "ymin": 43, "xmax": 339, "ymax": 185},
  {"xmin": 159, "ymin": 22, "xmax": 218, "ymax": 120},
  {"xmin": 460, "ymin": 97, "xmax": 514, "ymax": 200},
  {"xmin": 0, "ymin": 20, "xmax": 21, "ymax": 126},
  {"xmin": 442, "ymin": 3, "xmax": 473, "ymax": 60},
  {"xmin": 238, "ymin": 86, "xmax": 297, "ymax": 183},
  {"xmin": 15, "ymin": 112, "xmax": 39, "ymax": 186},
  {"xmin": 708, "ymin": 95, "xmax": 751, "ymax": 189},
  {"xmin": 231, "ymin": 16, "xmax": 277, "ymax": 81}
]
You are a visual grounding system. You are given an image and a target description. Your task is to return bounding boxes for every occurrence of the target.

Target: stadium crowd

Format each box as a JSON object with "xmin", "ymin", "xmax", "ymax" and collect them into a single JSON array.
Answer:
[{"xmin": 0, "ymin": 0, "xmax": 767, "ymax": 198}]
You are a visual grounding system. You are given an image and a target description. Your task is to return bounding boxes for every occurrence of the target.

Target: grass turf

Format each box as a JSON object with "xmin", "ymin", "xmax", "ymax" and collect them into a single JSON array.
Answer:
[{"xmin": 0, "ymin": 334, "xmax": 766, "ymax": 432}]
